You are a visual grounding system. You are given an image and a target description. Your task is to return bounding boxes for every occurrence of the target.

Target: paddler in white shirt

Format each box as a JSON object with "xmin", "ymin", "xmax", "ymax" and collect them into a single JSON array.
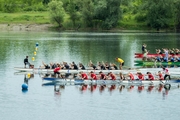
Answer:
[{"xmin": 162, "ymin": 67, "xmax": 171, "ymax": 81}]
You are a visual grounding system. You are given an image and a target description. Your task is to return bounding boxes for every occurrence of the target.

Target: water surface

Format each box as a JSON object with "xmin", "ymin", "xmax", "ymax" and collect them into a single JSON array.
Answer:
[{"xmin": 0, "ymin": 31, "xmax": 180, "ymax": 120}]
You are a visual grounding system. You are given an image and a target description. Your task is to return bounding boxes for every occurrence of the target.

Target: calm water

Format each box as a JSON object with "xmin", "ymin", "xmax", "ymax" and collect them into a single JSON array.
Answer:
[{"xmin": 0, "ymin": 31, "xmax": 180, "ymax": 120}]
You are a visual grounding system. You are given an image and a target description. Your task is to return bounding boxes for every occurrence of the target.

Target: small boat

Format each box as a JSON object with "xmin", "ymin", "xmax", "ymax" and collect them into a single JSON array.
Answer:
[
  {"xmin": 134, "ymin": 60, "xmax": 180, "ymax": 66},
  {"xmin": 135, "ymin": 53, "xmax": 179, "ymax": 58}
]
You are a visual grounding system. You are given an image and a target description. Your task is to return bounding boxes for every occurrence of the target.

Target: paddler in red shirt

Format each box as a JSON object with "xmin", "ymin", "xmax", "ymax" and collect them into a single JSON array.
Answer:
[
  {"xmin": 127, "ymin": 72, "xmax": 135, "ymax": 81},
  {"xmin": 79, "ymin": 71, "xmax": 88, "ymax": 80},
  {"xmin": 108, "ymin": 72, "xmax": 116, "ymax": 80},
  {"xmin": 146, "ymin": 72, "xmax": 155, "ymax": 80},
  {"xmin": 156, "ymin": 71, "xmax": 164, "ymax": 80},
  {"xmin": 99, "ymin": 71, "xmax": 107, "ymax": 80},
  {"xmin": 89, "ymin": 71, "xmax": 98, "ymax": 80},
  {"xmin": 136, "ymin": 72, "xmax": 144, "ymax": 80},
  {"xmin": 54, "ymin": 64, "xmax": 61, "ymax": 77}
]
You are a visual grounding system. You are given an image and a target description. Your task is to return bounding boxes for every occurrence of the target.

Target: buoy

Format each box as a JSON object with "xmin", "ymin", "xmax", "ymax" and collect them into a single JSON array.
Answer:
[
  {"xmin": 34, "ymin": 51, "xmax": 36, "ymax": 55},
  {"xmin": 32, "ymin": 57, "xmax": 35, "ymax": 61},
  {"xmin": 35, "ymin": 47, "xmax": 38, "ymax": 51},
  {"xmin": 27, "ymin": 73, "xmax": 31, "ymax": 78},
  {"xmin": 22, "ymin": 83, "xmax": 28, "ymax": 90},
  {"xmin": 36, "ymin": 43, "xmax": 39, "ymax": 47}
]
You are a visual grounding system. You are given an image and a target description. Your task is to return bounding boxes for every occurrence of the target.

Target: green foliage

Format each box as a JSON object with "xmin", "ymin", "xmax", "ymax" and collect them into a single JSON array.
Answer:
[
  {"xmin": 94, "ymin": 0, "xmax": 121, "ymax": 29},
  {"xmin": 2, "ymin": 0, "xmax": 21, "ymax": 13},
  {"xmin": 141, "ymin": 0, "xmax": 175, "ymax": 31},
  {"xmin": 174, "ymin": 0, "xmax": 180, "ymax": 30},
  {"xmin": 48, "ymin": 0, "xmax": 66, "ymax": 27},
  {"xmin": 81, "ymin": 0, "xmax": 95, "ymax": 27},
  {"xmin": 66, "ymin": 0, "xmax": 81, "ymax": 28}
]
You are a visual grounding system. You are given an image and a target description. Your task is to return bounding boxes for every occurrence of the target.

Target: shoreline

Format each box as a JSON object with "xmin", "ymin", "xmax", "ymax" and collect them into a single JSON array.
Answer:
[
  {"xmin": 0, "ymin": 23, "xmax": 177, "ymax": 33},
  {"xmin": 0, "ymin": 24, "xmax": 53, "ymax": 32}
]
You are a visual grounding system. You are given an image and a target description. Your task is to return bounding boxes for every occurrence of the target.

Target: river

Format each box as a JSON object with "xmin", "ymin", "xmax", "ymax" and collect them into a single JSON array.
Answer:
[{"xmin": 0, "ymin": 31, "xmax": 180, "ymax": 120}]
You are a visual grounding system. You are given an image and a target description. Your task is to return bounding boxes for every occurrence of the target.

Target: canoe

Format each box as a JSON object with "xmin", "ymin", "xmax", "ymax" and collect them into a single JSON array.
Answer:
[
  {"xmin": 134, "ymin": 60, "xmax": 180, "ymax": 66},
  {"xmin": 13, "ymin": 67, "xmax": 140, "ymax": 73},
  {"xmin": 135, "ymin": 53, "xmax": 180, "ymax": 58},
  {"xmin": 14, "ymin": 67, "xmax": 180, "ymax": 75}
]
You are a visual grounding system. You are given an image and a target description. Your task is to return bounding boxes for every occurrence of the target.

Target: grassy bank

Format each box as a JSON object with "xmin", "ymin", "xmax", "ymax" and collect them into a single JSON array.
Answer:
[{"xmin": 0, "ymin": 11, "xmax": 172, "ymax": 32}]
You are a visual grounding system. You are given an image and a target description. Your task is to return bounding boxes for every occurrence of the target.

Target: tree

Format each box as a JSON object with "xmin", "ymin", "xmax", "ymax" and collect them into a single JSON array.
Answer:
[
  {"xmin": 48, "ymin": 0, "xmax": 66, "ymax": 28},
  {"xmin": 67, "ymin": 0, "xmax": 81, "ymax": 28},
  {"xmin": 174, "ymin": 0, "xmax": 180, "ymax": 31},
  {"xmin": 94, "ymin": 0, "xmax": 121, "ymax": 29},
  {"xmin": 142, "ymin": 0, "xmax": 174, "ymax": 31},
  {"xmin": 81, "ymin": 0, "xmax": 95, "ymax": 27}
]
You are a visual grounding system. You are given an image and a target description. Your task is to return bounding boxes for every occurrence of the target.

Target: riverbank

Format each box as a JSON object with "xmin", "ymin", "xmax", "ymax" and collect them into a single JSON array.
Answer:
[{"xmin": 0, "ymin": 24, "xmax": 53, "ymax": 31}]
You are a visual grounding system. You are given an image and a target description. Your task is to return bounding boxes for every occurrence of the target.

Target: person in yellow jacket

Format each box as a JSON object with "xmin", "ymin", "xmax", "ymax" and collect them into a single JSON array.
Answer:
[{"xmin": 115, "ymin": 57, "xmax": 124, "ymax": 70}]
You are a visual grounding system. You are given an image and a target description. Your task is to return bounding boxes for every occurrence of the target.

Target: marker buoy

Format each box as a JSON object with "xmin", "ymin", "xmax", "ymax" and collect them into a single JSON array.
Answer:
[
  {"xmin": 22, "ymin": 83, "xmax": 28, "ymax": 90},
  {"xmin": 36, "ymin": 43, "xmax": 39, "ymax": 47},
  {"xmin": 32, "ymin": 57, "xmax": 35, "ymax": 61},
  {"xmin": 27, "ymin": 73, "xmax": 31, "ymax": 78}
]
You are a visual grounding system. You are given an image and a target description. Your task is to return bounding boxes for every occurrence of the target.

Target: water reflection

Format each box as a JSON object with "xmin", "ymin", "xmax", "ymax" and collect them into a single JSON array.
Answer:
[
  {"xmin": 21, "ymin": 73, "xmax": 34, "ymax": 93},
  {"xmin": 42, "ymin": 81, "xmax": 180, "ymax": 97}
]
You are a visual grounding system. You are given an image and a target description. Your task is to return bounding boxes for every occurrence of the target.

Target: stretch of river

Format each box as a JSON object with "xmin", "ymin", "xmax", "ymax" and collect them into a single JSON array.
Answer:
[{"xmin": 0, "ymin": 31, "xmax": 180, "ymax": 120}]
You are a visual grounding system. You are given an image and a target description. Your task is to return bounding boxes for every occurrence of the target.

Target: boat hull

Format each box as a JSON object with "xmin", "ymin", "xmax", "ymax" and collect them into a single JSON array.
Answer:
[
  {"xmin": 134, "ymin": 60, "xmax": 180, "ymax": 66},
  {"xmin": 135, "ymin": 53, "xmax": 180, "ymax": 58}
]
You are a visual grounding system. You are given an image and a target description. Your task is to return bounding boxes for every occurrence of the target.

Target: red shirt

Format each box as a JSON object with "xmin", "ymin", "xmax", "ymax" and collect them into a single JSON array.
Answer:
[
  {"xmin": 158, "ymin": 73, "xmax": 164, "ymax": 80},
  {"xmin": 110, "ymin": 74, "xmax": 116, "ymax": 80},
  {"xmin": 129, "ymin": 73, "xmax": 134, "ymax": 80},
  {"xmin": 137, "ymin": 74, "xmax": 144, "ymax": 80},
  {"xmin": 81, "ymin": 73, "xmax": 88, "ymax": 80},
  {"xmin": 90, "ymin": 73, "xmax": 97, "ymax": 80},
  {"xmin": 100, "ymin": 73, "xmax": 106, "ymax": 80},
  {"xmin": 148, "ymin": 74, "xmax": 154, "ymax": 80},
  {"xmin": 54, "ymin": 67, "xmax": 60, "ymax": 72}
]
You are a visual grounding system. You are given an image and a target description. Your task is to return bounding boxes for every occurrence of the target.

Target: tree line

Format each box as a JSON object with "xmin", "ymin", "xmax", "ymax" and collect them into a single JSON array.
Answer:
[{"xmin": 1, "ymin": 0, "xmax": 180, "ymax": 31}]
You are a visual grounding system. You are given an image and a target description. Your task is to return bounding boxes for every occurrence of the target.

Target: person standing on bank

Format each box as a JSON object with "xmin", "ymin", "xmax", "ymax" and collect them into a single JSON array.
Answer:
[
  {"xmin": 115, "ymin": 57, "xmax": 124, "ymax": 70},
  {"xmin": 24, "ymin": 56, "xmax": 30, "ymax": 68}
]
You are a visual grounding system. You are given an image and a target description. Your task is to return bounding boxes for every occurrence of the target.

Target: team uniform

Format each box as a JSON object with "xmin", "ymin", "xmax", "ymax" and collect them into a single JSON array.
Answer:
[
  {"xmin": 81, "ymin": 73, "xmax": 88, "ymax": 80},
  {"xmin": 128, "ymin": 73, "xmax": 135, "ymax": 80},
  {"xmin": 147, "ymin": 73, "xmax": 155, "ymax": 80},
  {"xmin": 99, "ymin": 72, "xmax": 107, "ymax": 80},
  {"xmin": 137, "ymin": 73, "xmax": 144, "ymax": 80},
  {"xmin": 54, "ymin": 66, "xmax": 60, "ymax": 75},
  {"xmin": 109, "ymin": 73, "xmax": 116, "ymax": 80},
  {"xmin": 90, "ymin": 73, "xmax": 98, "ymax": 80}
]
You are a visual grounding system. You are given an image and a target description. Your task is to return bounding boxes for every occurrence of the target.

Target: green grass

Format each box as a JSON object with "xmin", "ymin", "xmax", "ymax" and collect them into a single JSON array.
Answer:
[{"xmin": 0, "ymin": 12, "xmax": 50, "ymax": 24}]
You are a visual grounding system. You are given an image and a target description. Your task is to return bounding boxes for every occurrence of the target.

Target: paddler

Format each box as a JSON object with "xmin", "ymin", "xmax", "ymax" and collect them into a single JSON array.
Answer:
[
  {"xmin": 156, "ymin": 71, "xmax": 164, "ymax": 81},
  {"xmin": 89, "ymin": 71, "xmax": 98, "ymax": 80},
  {"xmin": 115, "ymin": 57, "xmax": 124, "ymax": 70},
  {"xmin": 136, "ymin": 72, "xmax": 144, "ymax": 81},
  {"xmin": 79, "ymin": 71, "xmax": 88, "ymax": 80},
  {"xmin": 54, "ymin": 64, "xmax": 61, "ymax": 77},
  {"xmin": 146, "ymin": 72, "xmax": 155, "ymax": 81},
  {"xmin": 108, "ymin": 72, "xmax": 116, "ymax": 80},
  {"xmin": 99, "ymin": 71, "xmax": 107, "ymax": 80},
  {"xmin": 127, "ymin": 72, "xmax": 135, "ymax": 81}
]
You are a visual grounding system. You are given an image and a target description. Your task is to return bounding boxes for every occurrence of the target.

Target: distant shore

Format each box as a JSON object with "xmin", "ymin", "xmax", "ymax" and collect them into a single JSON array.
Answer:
[
  {"xmin": 0, "ymin": 23, "xmax": 177, "ymax": 33},
  {"xmin": 0, "ymin": 24, "xmax": 53, "ymax": 31}
]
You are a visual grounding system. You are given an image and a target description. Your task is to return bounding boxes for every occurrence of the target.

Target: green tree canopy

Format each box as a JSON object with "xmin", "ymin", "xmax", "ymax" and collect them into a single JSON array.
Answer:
[{"xmin": 48, "ymin": 0, "xmax": 66, "ymax": 27}]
